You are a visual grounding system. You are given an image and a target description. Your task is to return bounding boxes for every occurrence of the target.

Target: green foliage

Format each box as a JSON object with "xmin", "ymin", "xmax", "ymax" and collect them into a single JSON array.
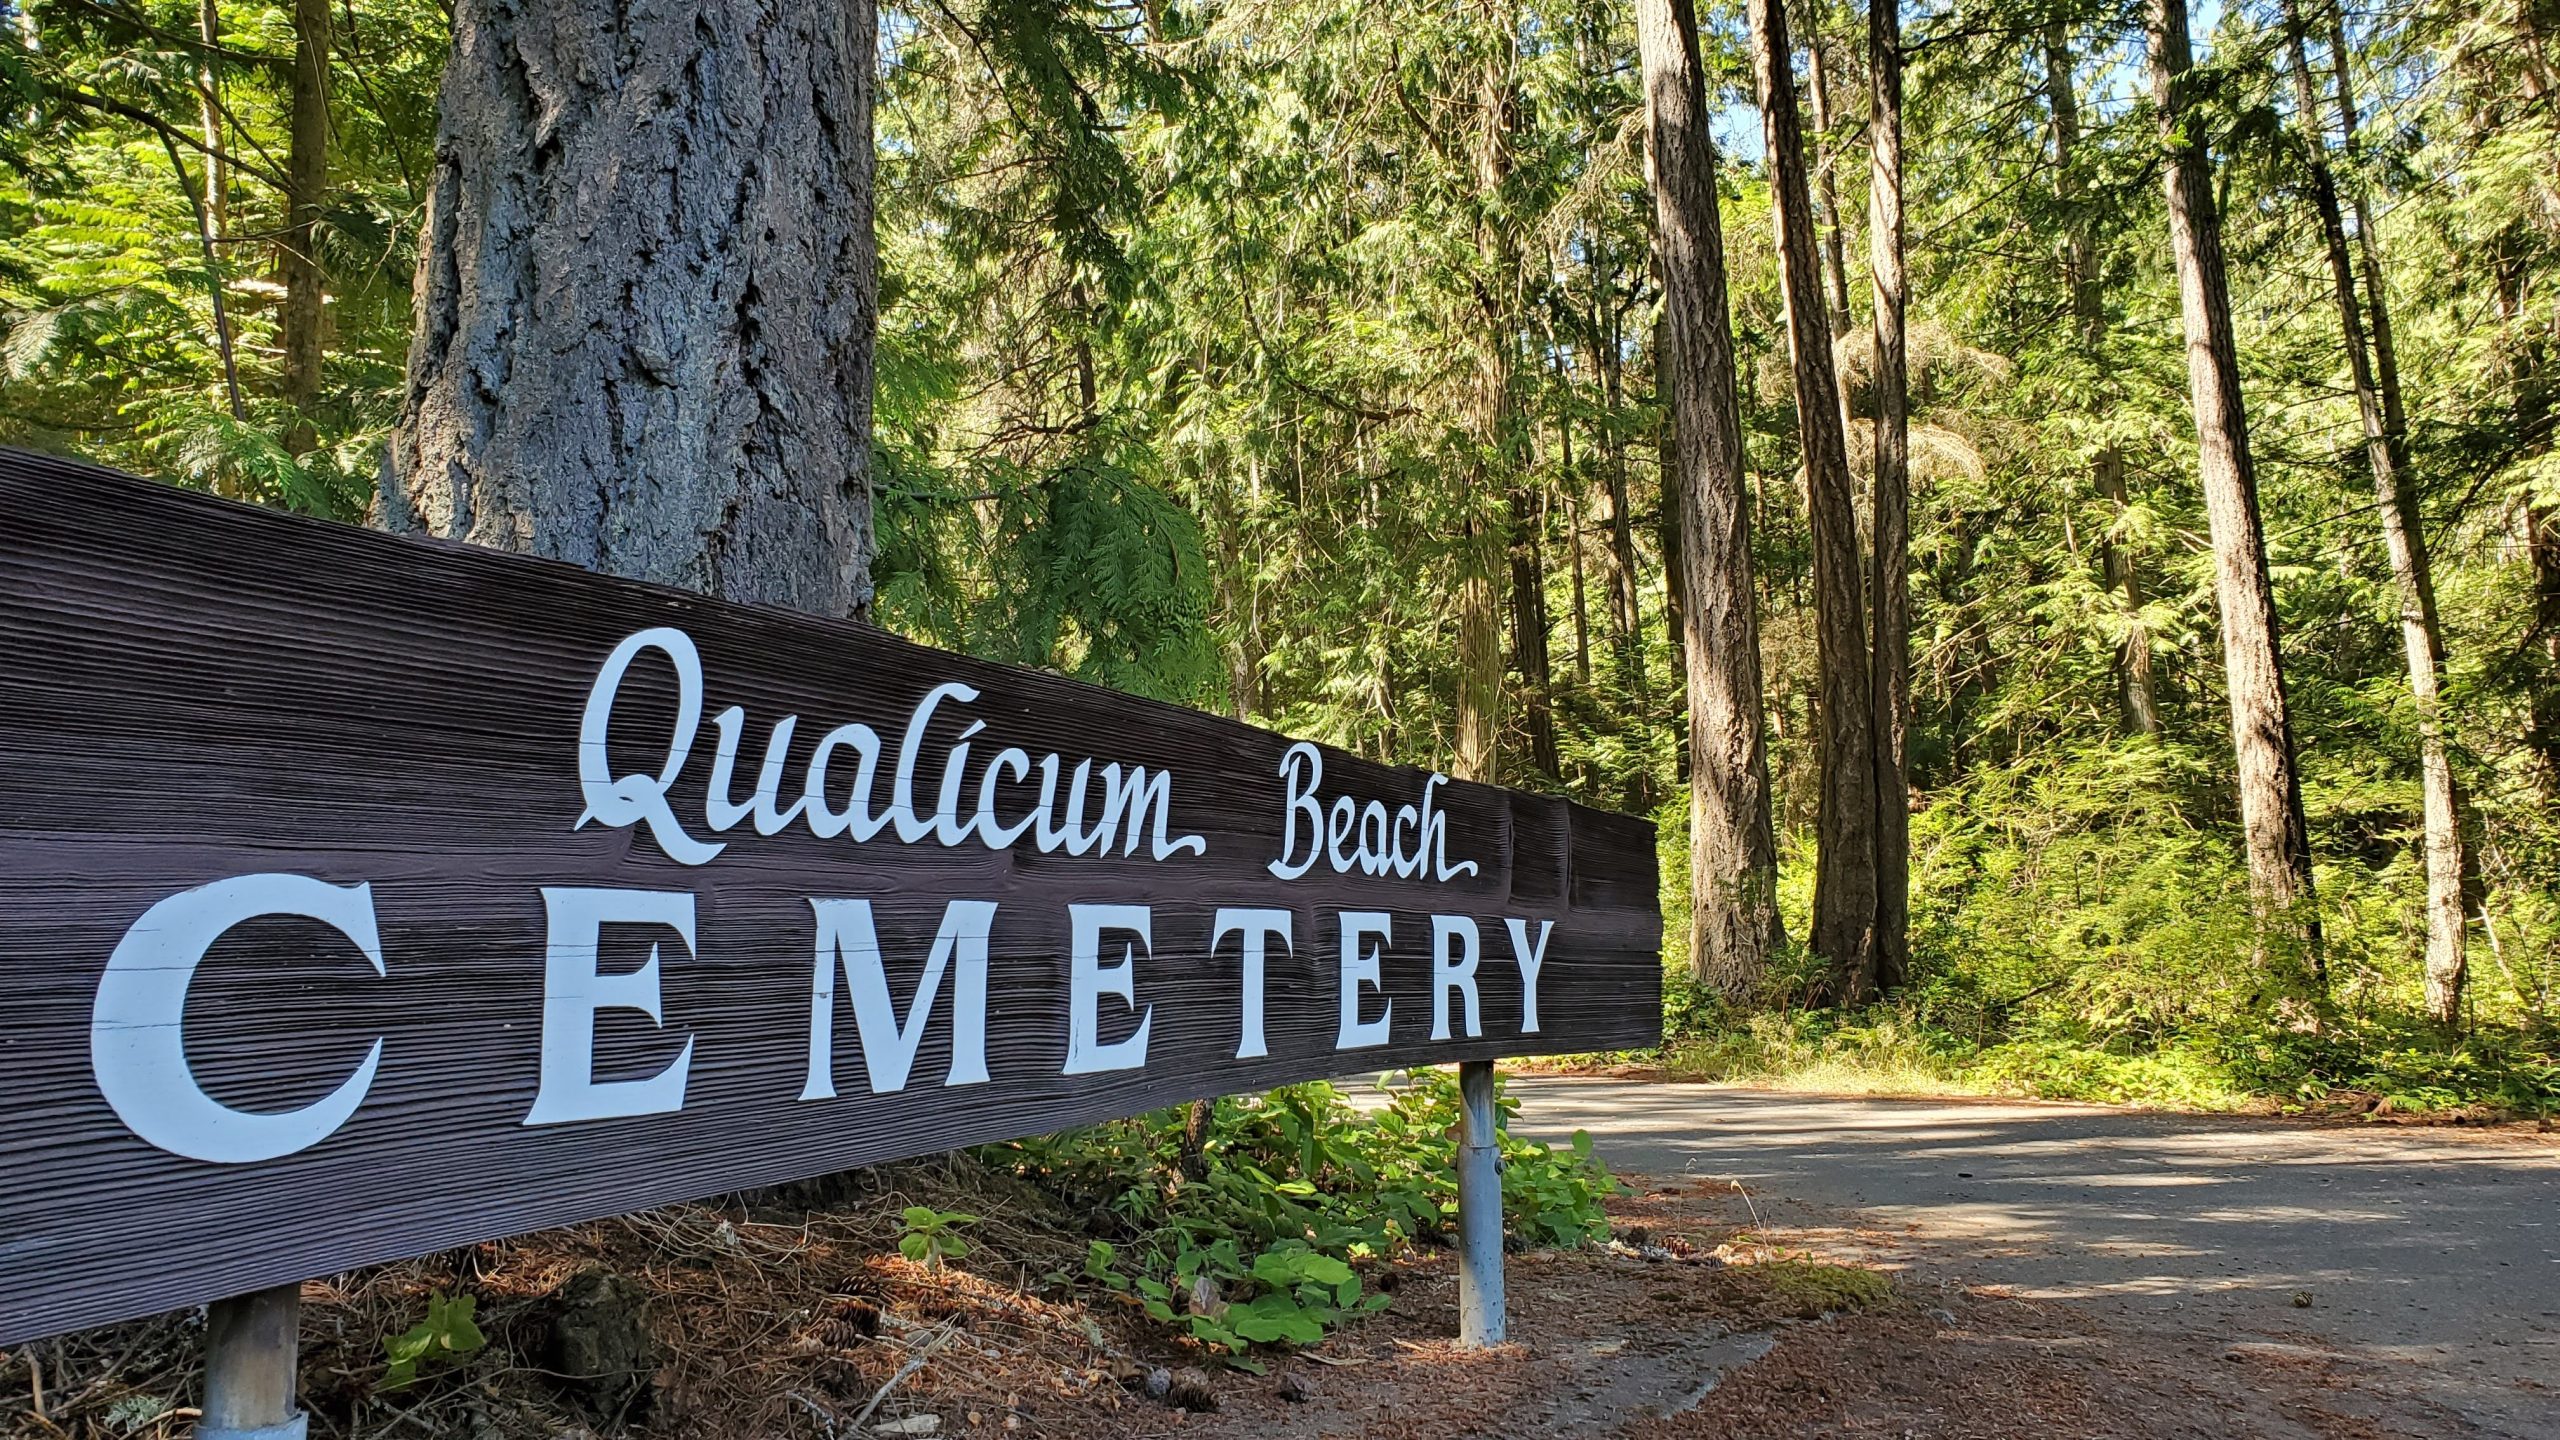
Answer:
[
  {"xmin": 8, "ymin": 0, "xmax": 2560, "ymax": 1118},
  {"xmin": 897, "ymin": 1205, "xmax": 980, "ymax": 1268},
  {"xmin": 0, "ymin": 0, "xmax": 431, "ymax": 516},
  {"xmin": 381, "ymin": 1291, "xmax": 486, "ymax": 1390},
  {"xmin": 995, "ymin": 1073, "xmax": 1614, "ymax": 1356}
]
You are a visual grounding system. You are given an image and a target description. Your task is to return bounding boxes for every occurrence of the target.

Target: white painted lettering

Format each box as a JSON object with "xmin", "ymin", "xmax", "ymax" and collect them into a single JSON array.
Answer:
[
  {"xmin": 91, "ymin": 874, "xmax": 386, "ymax": 1163},
  {"xmin": 1269, "ymin": 743, "xmax": 1326, "ymax": 879},
  {"xmin": 1263, "ymin": 742, "xmax": 1479, "ymax": 883},
  {"xmin": 890, "ymin": 683, "xmax": 976, "ymax": 844},
  {"xmin": 576, "ymin": 627, "xmax": 1207, "ymax": 866},
  {"xmin": 804, "ymin": 721, "xmax": 892, "ymax": 841},
  {"xmin": 1336, "ymin": 910, "xmax": 1394, "ymax": 1049},
  {"xmin": 1065, "ymin": 904, "xmax": 1155, "ymax": 1074},
  {"xmin": 524, "ymin": 888, "xmax": 696, "ymax": 1126},
  {"xmin": 576, "ymin": 627, "xmax": 722, "ymax": 864},
  {"xmin": 1504, "ymin": 917, "xmax": 1553, "ymax": 1034},
  {"xmin": 976, "ymin": 747, "xmax": 1037, "ymax": 847},
  {"xmin": 801, "ymin": 898, "xmax": 997, "ymax": 1097},
  {"xmin": 1211, "ymin": 907, "xmax": 1292, "ymax": 1060},
  {"xmin": 1429, "ymin": 915, "xmax": 1482, "ymax": 1041},
  {"xmin": 707, "ymin": 708, "xmax": 812, "ymax": 836}
]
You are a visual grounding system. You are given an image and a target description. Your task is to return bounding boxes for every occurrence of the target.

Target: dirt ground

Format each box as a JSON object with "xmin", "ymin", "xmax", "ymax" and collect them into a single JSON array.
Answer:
[
  {"xmin": 1132, "ymin": 1180, "xmax": 2496, "ymax": 1440},
  {"xmin": 3, "ymin": 1165, "xmax": 2503, "ymax": 1440}
]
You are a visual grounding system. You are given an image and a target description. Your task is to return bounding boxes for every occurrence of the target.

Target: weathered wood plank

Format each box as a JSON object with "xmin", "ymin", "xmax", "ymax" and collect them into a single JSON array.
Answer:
[{"xmin": 0, "ymin": 447, "xmax": 1660, "ymax": 1346}]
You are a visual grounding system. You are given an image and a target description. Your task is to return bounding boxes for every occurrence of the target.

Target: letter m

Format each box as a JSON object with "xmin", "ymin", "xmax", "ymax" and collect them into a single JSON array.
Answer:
[
  {"xmin": 1094, "ymin": 763, "xmax": 1207, "ymax": 860},
  {"xmin": 800, "ymin": 899, "xmax": 997, "ymax": 1098}
]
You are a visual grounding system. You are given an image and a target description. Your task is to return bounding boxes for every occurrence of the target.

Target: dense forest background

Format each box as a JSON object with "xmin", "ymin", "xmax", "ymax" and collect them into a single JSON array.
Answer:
[{"xmin": 3, "ymin": 0, "xmax": 2555, "ymax": 1110}]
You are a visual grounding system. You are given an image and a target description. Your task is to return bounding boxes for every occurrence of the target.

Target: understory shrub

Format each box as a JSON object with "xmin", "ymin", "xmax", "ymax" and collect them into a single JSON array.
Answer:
[{"xmin": 983, "ymin": 1071, "xmax": 1617, "ymax": 1360}]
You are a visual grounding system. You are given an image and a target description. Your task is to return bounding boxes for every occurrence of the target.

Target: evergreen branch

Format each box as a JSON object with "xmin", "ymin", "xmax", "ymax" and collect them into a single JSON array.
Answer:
[
  {"xmin": 43, "ymin": 82, "xmax": 293, "ymax": 193},
  {"xmin": 48, "ymin": 0, "xmax": 293, "ymax": 71}
]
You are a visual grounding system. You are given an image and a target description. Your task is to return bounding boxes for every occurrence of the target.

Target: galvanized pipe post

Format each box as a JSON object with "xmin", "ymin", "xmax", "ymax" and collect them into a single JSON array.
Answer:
[
  {"xmin": 1454, "ymin": 1058, "xmax": 1506, "ymax": 1346},
  {"xmin": 200, "ymin": 1283, "xmax": 306, "ymax": 1440}
]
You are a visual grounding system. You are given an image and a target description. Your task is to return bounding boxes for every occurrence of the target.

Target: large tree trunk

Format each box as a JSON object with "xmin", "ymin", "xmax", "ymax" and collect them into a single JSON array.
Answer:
[
  {"xmin": 1640, "ymin": 0, "xmax": 1785, "ymax": 998},
  {"xmin": 1866, "ymin": 0, "xmax": 1910, "ymax": 992},
  {"xmin": 1457, "ymin": 9, "xmax": 1521, "ymax": 787},
  {"xmin": 1509, "ymin": 483, "xmax": 1562, "ymax": 779},
  {"xmin": 2045, "ymin": 23, "xmax": 2161, "ymax": 737},
  {"xmin": 1751, "ymin": 0, "xmax": 1879, "ymax": 999},
  {"xmin": 383, "ymin": 0, "xmax": 878, "ymax": 619},
  {"xmin": 2147, "ymin": 0, "xmax": 2322, "ymax": 982},
  {"xmin": 2279, "ymin": 0, "xmax": 2464, "ymax": 1024},
  {"xmin": 279, "ymin": 0, "xmax": 331, "ymax": 444}
]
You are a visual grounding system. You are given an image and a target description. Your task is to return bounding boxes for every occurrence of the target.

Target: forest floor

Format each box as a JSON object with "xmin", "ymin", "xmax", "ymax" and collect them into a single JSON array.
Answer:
[
  {"xmin": 8, "ymin": 1171, "xmax": 2515, "ymax": 1440},
  {"xmin": 1143, "ymin": 1177, "xmax": 2527, "ymax": 1440},
  {"xmin": 14, "ymin": 1080, "xmax": 2559, "ymax": 1440}
]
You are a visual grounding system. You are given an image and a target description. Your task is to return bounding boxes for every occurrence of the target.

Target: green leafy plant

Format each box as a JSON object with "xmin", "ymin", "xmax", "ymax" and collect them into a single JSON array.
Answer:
[
  {"xmin": 898, "ymin": 1205, "xmax": 979, "ymax": 1268},
  {"xmin": 988, "ymin": 1072, "xmax": 1613, "ymax": 1360},
  {"xmin": 382, "ymin": 1292, "xmax": 486, "ymax": 1390}
]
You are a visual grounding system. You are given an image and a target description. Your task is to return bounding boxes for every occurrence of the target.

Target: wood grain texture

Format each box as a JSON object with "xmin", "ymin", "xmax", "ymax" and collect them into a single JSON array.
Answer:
[{"xmin": 0, "ymin": 447, "xmax": 1661, "ymax": 1347}]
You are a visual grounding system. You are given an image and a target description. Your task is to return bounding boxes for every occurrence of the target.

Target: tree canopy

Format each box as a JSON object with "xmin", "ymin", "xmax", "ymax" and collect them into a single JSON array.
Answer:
[{"xmin": 5, "ymin": 0, "xmax": 2556, "ymax": 1107}]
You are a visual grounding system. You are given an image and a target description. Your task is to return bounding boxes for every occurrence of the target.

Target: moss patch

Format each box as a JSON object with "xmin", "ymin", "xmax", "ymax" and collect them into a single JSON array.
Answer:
[{"xmin": 1749, "ymin": 1259, "xmax": 1897, "ymax": 1320}]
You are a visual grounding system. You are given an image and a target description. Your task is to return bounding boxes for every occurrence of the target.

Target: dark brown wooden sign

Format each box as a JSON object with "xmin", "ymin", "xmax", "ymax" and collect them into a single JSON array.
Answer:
[{"xmin": 0, "ymin": 447, "xmax": 1660, "ymax": 1347}]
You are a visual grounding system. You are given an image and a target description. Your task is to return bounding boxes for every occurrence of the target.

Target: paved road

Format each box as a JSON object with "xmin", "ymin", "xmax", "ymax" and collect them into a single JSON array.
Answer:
[{"xmin": 1501, "ymin": 1077, "xmax": 2560, "ymax": 1437}]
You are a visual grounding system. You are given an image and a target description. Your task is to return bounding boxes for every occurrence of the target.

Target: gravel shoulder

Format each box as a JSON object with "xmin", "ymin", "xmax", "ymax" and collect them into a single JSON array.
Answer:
[{"xmin": 1495, "ymin": 1076, "xmax": 2560, "ymax": 1438}]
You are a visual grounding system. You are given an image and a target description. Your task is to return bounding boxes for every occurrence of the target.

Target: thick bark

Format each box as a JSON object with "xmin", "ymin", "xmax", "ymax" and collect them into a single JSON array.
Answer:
[
  {"xmin": 1867, "ymin": 0, "xmax": 1910, "ymax": 992},
  {"xmin": 1509, "ymin": 484, "xmax": 1562, "ymax": 779},
  {"xmin": 2046, "ymin": 23, "xmax": 2160, "ymax": 736},
  {"xmin": 1752, "ymin": 0, "xmax": 1879, "ymax": 998},
  {"xmin": 383, "ymin": 0, "xmax": 878, "ymax": 619},
  {"xmin": 2148, "ymin": 0, "xmax": 2323, "ymax": 981},
  {"xmin": 1639, "ymin": 0, "xmax": 1786, "ymax": 996},
  {"xmin": 280, "ymin": 0, "xmax": 330, "ymax": 441},
  {"xmin": 2280, "ymin": 0, "xmax": 2464, "ymax": 1024}
]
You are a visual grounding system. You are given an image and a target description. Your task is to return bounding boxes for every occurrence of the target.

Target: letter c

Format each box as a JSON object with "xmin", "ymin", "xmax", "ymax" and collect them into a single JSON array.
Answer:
[{"xmin": 90, "ymin": 874, "xmax": 387, "ymax": 1164}]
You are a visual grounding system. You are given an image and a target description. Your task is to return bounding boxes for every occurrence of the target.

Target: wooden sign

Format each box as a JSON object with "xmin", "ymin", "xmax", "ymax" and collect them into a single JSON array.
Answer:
[{"xmin": 0, "ymin": 447, "xmax": 1661, "ymax": 1347}]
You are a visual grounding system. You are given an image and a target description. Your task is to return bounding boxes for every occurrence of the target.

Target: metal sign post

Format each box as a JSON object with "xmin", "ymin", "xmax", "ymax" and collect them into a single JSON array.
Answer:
[
  {"xmin": 1454, "ymin": 1058, "xmax": 1506, "ymax": 1347},
  {"xmin": 199, "ymin": 1284, "xmax": 305, "ymax": 1440}
]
